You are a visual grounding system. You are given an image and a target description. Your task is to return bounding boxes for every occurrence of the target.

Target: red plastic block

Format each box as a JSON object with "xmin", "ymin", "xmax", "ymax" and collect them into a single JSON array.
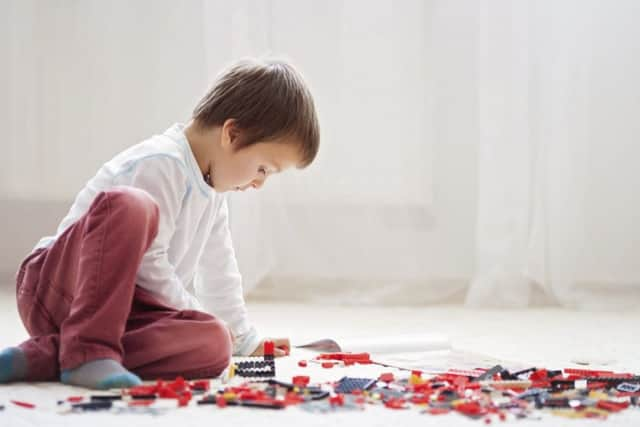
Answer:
[
  {"xmin": 284, "ymin": 392, "xmax": 305, "ymax": 405},
  {"xmin": 158, "ymin": 387, "xmax": 179, "ymax": 399},
  {"xmin": 588, "ymin": 381, "xmax": 608, "ymax": 390},
  {"xmin": 384, "ymin": 398, "xmax": 407, "ymax": 410},
  {"xmin": 456, "ymin": 401, "xmax": 488, "ymax": 417},
  {"xmin": 412, "ymin": 382, "xmax": 432, "ymax": 393},
  {"xmin": 564, "ymin": 368, "xmax": 614, "ymax": 377},
  {"xmin": 190, "ymin": 380, "xmax": 210, "ymax": 391},
  {"xmin": 263, "ymin": 341, "xmax": 275, "ymax": 356},
  {"xmin": 216, "ymin": 395, "xmax": 227, "ymax": 408},
  {"xmin": 410, "ymin": 393, "xmax": 431, "ymax": 404},
  {"xmin": 168, "ymin": 376, "xmax": 187, "ymax": 392},
  {"xmin": 292, "ymin": 376, "xmax": 310, "ymax": 387},
  {"xmin": 127, "ymin": 384, "xmax": 158, "ymax": 396},
  {"xmin": 329, "ymin": 394, "xmax": 345, "ymax": 406},
  {"xmin": 453, "ymin": 376, "xmax": 469, "ymax": 386},
  {"xmin": 177, "ymin": 391, "xmax": 192, "ymax": 407},
  {"xmin": 298, "ymin": 360, "xmax": 308, "ymax": 368},
  {"xmin": 379, "ymin": 372, "xmax": 395, "ymax": 383},
  {"xmin": 317, "ymin": 352, "xmax": 371, "ymax": 364},
  {"xmin": 427, "ymin": 407, "xmax": 450, "ymax": 415},
  {"xmin": 11, "ymin": 400, "xmax": 36, "ymax": 409},
  {"xmin": 597, "ymin": 400, "xmax": 630, "ymax": 412},
  {"xmin": 321, "ymin": 362, "xmax": 334, "ymax": 369},
  {"xmin": 529, "ymin": 369, "xmax": 548, "ymax": 381}
]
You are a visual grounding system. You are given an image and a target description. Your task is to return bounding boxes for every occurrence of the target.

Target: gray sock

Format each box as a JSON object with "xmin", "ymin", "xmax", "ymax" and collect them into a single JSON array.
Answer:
[{"xmin": 60, "ymin": 358, "xmax": 142, "ymax": 390}]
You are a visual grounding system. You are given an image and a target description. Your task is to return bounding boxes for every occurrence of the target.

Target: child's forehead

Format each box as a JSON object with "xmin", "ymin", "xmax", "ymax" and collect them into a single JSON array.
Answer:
[{"xmin": 254, "ymin": 138, "xmax": 304, "ymax": 168}]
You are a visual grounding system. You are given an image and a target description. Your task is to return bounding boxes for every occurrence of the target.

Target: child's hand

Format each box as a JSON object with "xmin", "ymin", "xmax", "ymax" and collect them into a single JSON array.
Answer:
[{"xmin": 250, "ymin": 337, "xmax": 291, "ymax": 357}]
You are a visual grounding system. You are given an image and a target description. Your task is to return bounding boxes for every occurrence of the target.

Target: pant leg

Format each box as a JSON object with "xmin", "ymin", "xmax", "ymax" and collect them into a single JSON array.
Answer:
[
  {"xmin": 15, "ymin": 187, "xmax": 160, "ymax": 379},
  {"xmin": 121, "ymin": 286, "xmax": 233, "ymax": 380},
  {"xmin": 15, "ymin": 248, "xmax": 62, "ymax": 380}
]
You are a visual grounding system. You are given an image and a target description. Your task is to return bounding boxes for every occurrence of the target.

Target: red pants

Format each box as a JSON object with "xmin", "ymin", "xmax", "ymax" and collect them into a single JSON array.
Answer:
[{"xmin": 15, "ymin": 187, "xmax": 232, "ymax": 381}]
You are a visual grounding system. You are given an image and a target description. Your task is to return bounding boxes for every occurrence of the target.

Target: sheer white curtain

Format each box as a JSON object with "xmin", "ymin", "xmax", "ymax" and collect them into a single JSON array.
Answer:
[
  {"xmin": 469, "ymin": 0, "xmax": 640, "ymax": 309},
  {"xmin": 2, "ymin": 0, "xmax": 639, "ymax": 308}
]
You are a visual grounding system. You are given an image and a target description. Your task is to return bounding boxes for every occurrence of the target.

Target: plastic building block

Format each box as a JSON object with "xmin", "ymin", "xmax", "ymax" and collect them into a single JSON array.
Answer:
[
  {"xmin": 329, "ymin": 394, "xmax": 345, "ymax": 406},
  {"xmin": 317, "ymin": 352, "xmax": 371, "ymax": 364},
  {"xmin": 597, "ymin": 400, "xmax": 630, "ymax": 412},
  {"xmin": 564, "ymin": 368, "xmax": 615, "ymax": 377},
  {"xmin": 409, "ymin": 372, "xmax": 425, "ymax": 386},
  {"xmin": 229, "ymin": 400, "xmax": 286, "ymax": 409},
  {"xmin": 426, "ymin": 407, "xmax": 450, "ymax": 415},
  {"xmin": 321, "ymin": 362, "xmax": 334, "ymax": 369},
  {"xmin": 410, "ymin": 394, "xmax": 431, "ymax": 404},
  {"xmin": 384, "ymin": 398, "xmax": 408, "ymax": 409},
  {"xmin": 190, "ymin": 380, "xmax": 210, "ymax": 392},
  {"xmin": 90, "ymin": 395, "xmax": 124, "ymax": 401},
  {"xmin": 11, "ymin": 400, "xmax": 36, "ymax": 409},
  {"xmin": 292, "ymin": 376, "xmax": 310, "ymax": 387},
  {"xmin": 335, "ymin": 377, "xmax": 377, "ymax": 394},
  {"xmin": 177, "ymin": 390, "xmax": 192, "ymax": 407},
  {"xmin": 378, "ymin": 372, "xmax": 395, "ymax": 383},
  {"xmin": 71, "ymin": 401, "xmax": 113, "ymax": 411},
  {"xmin": 298, "ymin": 360, "xmax": 308, "ymax": 368},
  {"xmin": 617, "ymin": 382, "xmax": 640, "ymax": 393},
  {"xmin": 455, "ymin": 401, "xmax": 488, "ymax": 418},
  {"xmin": 474, "ymin": 365, "xmax": 504, "ymax": 382},
  {"xmin": 263, "ymin": 340, "xmax": 275, "ymax": 357},
  {"xmin": 234, "ymin": 358, "xmax": 276, "ymax": 378}
]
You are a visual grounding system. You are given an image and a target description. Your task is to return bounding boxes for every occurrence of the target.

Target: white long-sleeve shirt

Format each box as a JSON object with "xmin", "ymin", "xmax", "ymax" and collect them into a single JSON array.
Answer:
[{"xmin": 35, "ymin": 123, "xmax": 261, "ymax": 356}]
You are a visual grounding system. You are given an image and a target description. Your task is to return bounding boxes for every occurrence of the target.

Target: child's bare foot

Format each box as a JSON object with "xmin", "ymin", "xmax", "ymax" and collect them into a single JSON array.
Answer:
[
  {"xmin": 0, "ymin": 347, "xmax": 28, "ymax": 383},
  {"xmin": 60, "ymin": 358, "xmax": 142, "ymax": 390}
]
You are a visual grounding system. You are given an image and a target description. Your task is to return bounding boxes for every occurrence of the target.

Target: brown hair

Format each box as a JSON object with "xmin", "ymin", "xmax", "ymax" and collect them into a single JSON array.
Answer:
[{"xmin": 192, "ymin": 58, "xmax": 320, "ymax": 168}]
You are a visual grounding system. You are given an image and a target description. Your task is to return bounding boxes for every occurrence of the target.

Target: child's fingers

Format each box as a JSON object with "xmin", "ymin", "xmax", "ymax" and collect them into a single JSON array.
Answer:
[
  {"xmin": 274, "ymin": 339, "xmax": 290, "ymax": 356},
  {"xmin": 274, "ymin": 347, "xmax": 287, "ymax": 357}
]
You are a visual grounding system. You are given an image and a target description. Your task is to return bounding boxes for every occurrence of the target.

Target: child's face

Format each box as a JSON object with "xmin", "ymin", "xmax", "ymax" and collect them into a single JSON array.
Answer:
[{"xmin": 212, "ymin": 132, "xmax": 302, "ymax": 193}]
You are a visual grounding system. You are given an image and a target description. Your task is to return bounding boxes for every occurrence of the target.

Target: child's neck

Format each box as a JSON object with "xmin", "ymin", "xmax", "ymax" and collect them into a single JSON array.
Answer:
[{"xmin": 184, "ymin": 121, "xmax": 219, "ymax": 176}]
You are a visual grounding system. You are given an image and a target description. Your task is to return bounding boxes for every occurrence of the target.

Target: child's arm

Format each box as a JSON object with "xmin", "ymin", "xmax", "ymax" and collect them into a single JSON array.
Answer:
[
  {"xmin": 114, "ymin": 155, "xmax": 203, "ymax": 311},
  {"xmin": 194, "ymin": 196, "xmax": 262, "ymax": 357}
]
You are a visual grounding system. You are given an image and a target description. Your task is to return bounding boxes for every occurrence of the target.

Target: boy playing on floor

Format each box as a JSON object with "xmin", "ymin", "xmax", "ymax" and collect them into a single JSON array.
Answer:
[{"xmin": 0, "ymin": 58, "xmax": 319, "ymax": 389}]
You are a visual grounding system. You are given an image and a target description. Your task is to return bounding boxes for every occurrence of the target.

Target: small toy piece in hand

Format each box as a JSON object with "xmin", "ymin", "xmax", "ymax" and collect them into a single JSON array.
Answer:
[{"xmin": 234, "ymin": 340, "xmax": 276, "ymax": 378}]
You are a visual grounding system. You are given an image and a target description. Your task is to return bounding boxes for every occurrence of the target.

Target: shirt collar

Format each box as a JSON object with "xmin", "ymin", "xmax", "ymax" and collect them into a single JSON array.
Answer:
[{"xmin": 164, "ymin": 123, "xmax": 214, "ymax": 198}]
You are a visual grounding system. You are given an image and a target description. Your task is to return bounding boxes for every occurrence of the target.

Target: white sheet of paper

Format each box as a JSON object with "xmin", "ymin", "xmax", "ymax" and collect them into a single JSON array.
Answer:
[{"xmin": 296, "ymin": 333, "xmax": 451, "ymax": 354}]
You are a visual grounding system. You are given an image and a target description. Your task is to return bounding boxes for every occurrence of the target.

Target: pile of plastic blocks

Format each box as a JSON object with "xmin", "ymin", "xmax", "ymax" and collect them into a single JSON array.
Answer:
[{"xmin": 56, "ymin": 365, "xmax": 639, "ymax": 421}]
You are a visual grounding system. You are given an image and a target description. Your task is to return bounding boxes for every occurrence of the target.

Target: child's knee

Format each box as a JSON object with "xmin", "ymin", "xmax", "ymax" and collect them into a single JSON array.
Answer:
[
  {"xmin": 95, "ymin": 187, "xmax": 159, "ymax": 237},
  {"xmin": 201, "ymin": 320, "xmax": 233, "ymax": 374},
  {"xmin": 109, "ymin": 187, "xmax": 159, "ymax": 220}
]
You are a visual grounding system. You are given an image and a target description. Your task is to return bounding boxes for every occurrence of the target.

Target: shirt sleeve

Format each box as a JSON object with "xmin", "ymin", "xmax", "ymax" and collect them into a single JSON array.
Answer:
[
  {"xmin": 194, "ymin": 196, "xmax": 262, "ymax": 356},
  {"xmin": 114, "ymin": 155, "xmax": 203, "ymax": 311}
]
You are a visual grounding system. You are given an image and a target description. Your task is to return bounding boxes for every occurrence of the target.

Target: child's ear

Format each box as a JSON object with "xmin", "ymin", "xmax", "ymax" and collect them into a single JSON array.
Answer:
[{"xmin": 221, "ymin": 119, "xmax": 240, "ymax": 149}]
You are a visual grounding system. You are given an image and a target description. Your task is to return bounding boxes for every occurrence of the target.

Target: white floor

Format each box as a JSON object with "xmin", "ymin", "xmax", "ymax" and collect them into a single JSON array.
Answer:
[{"xmin": 1, "ymin": 285, "xmax": 639, "ymax": 426}]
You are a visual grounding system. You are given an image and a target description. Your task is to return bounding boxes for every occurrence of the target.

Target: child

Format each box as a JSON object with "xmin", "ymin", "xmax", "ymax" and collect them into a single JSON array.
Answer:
[{"xmin": 0, "ymin": 58, "xmax": 320, "ymax": 389}]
